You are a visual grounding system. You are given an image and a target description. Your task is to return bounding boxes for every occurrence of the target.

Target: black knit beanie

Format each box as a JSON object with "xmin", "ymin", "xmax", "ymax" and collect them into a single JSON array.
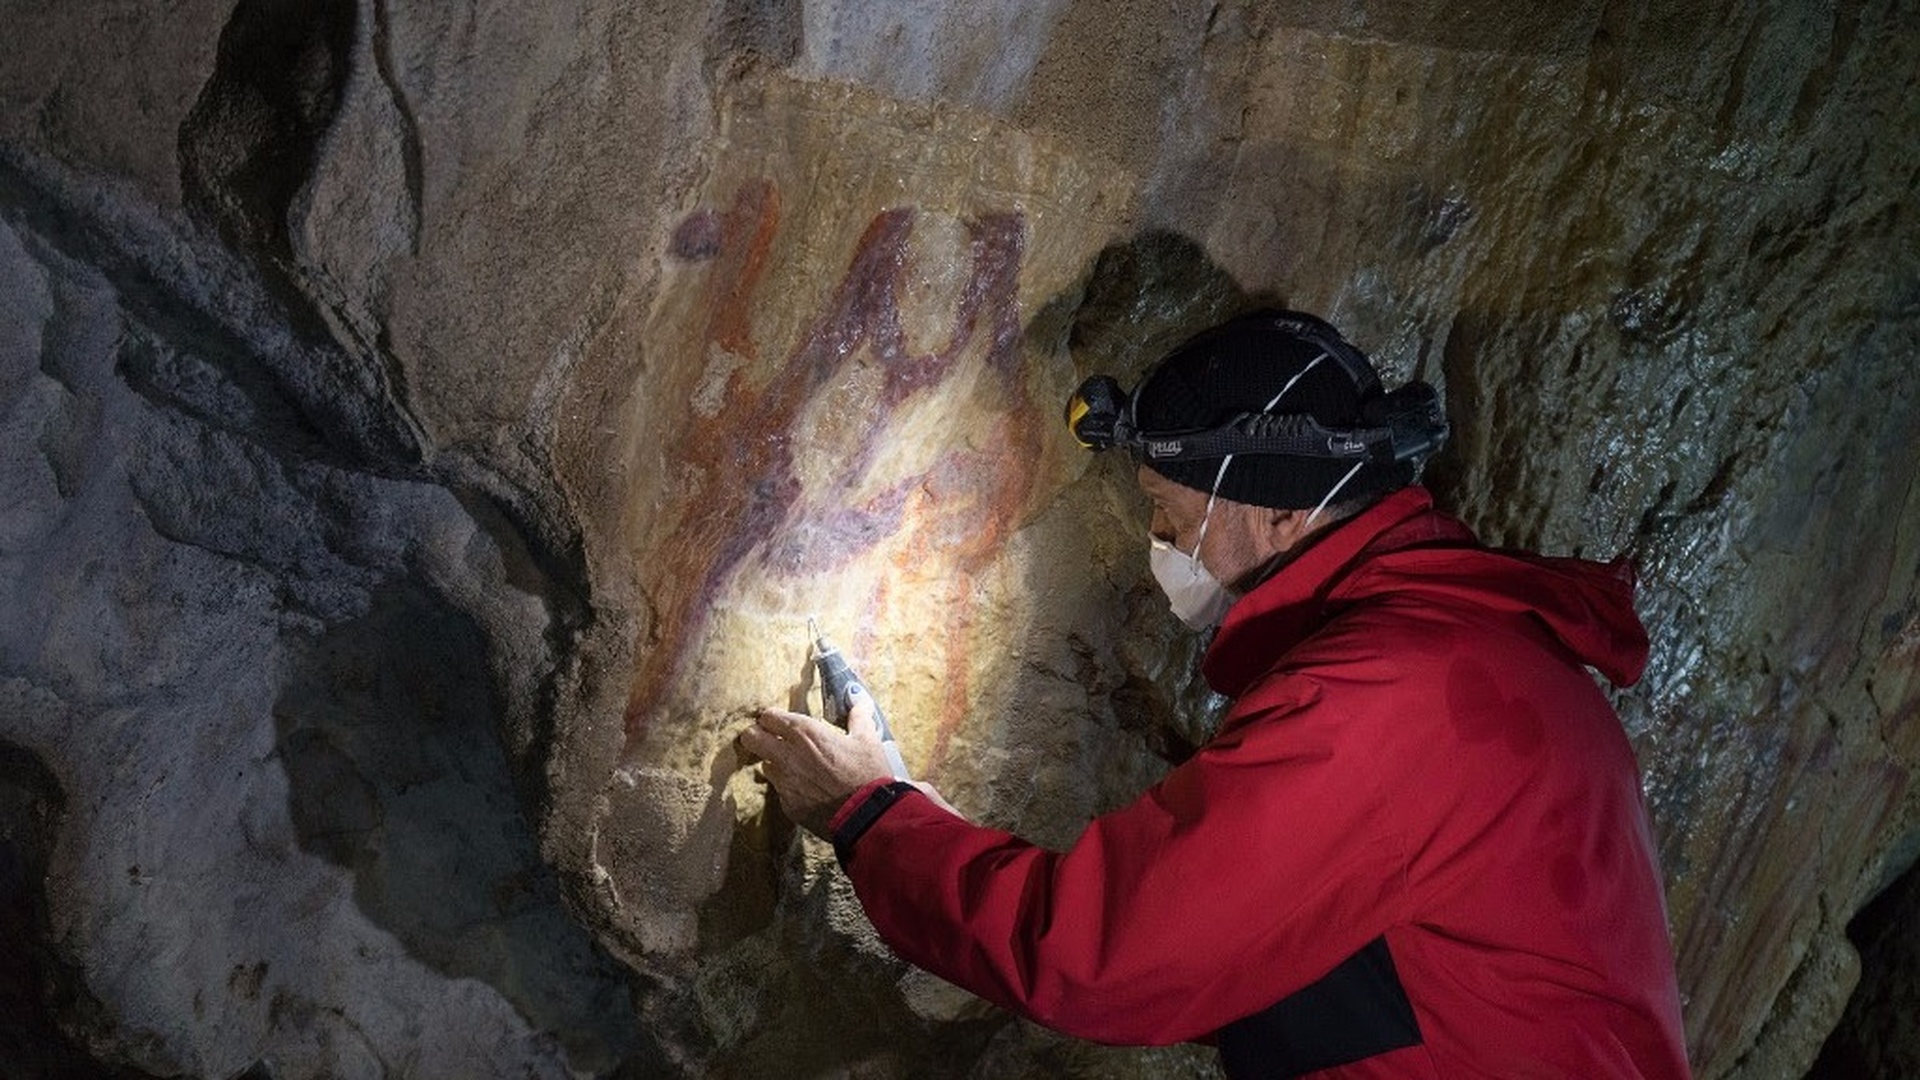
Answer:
[{"xmin": 1132, "ymin": 309, "xmax": 1416, "ymax": 509}]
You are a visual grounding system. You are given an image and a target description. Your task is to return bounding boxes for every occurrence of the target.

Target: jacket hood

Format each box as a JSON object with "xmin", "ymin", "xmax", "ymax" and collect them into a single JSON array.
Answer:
[{"xmin": 1202, "ymin": 487, "xmax": 1650, "ymax": 699}]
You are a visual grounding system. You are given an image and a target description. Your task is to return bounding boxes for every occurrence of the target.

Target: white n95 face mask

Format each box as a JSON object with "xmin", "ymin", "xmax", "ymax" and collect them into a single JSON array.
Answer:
[
  {"xmin": 1148, "ymin": 532, "xmax": 1235, "ymax": 630},
  {"xmin": 1142, "ymin": 358, "xmax": 1333, "ymax": 631},
  {"xmin": 1147, "ymin": 441, "xmax": 1241, "ymax": 631}
]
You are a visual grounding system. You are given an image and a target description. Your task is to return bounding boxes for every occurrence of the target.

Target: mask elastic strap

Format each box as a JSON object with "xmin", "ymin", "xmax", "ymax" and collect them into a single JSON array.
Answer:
[
  {"xmin": 1184, "ymin": 455, "xmax": 1235, "ymax": 579},
  {"xmin": 1304, "ymin": 458, "xmax": 1368, "ymax": 530}
]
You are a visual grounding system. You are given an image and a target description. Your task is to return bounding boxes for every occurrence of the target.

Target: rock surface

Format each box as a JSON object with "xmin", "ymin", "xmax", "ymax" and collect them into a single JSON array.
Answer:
[{"xmin": 1, "ymin": 1, "xmax": 1917, "ymax": 1078}]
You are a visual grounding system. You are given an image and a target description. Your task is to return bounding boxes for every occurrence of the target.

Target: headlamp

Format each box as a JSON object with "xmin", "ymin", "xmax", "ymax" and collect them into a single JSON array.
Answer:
[
  {"xmin": 1064, "ymin": 374, "xmax": 1134, "ymax": 451},
  {"xmin": 1065, "ymin": 374, "xmax": 1446, "ymax": 467}
]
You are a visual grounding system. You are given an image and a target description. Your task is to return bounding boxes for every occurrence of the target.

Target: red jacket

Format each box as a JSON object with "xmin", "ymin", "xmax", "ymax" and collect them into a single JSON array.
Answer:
[{"xmin": 833, "ymin": 487, "xmax": 1691, "ymax": 1078}]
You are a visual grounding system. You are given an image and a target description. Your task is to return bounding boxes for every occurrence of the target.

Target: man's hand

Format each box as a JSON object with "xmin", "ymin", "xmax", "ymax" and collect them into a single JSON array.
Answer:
[{"xmin": 739, "ymin": 697, "xmax": 894, "ymax": 837}]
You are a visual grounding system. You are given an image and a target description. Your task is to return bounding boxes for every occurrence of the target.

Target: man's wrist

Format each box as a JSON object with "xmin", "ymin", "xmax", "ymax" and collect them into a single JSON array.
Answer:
[{"xmin": 830, "ymin": 779, "xmax": 919, "ymax": 867}]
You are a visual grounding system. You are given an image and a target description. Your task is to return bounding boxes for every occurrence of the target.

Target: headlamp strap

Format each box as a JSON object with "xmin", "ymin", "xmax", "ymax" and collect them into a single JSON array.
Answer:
[{"xmin": 1139, "ymin": 412, "xmax": 1380, "ymax": 463}]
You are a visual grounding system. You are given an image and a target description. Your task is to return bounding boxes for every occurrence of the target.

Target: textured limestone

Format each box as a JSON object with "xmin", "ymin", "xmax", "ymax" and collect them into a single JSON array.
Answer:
[
  {"xmin": 0, "ymin": 1, "xmax": 1917, "ymax": 1078},
  {"xmin": 0, "ymin": 159, "xmax": 656, "ymax": 1076}
]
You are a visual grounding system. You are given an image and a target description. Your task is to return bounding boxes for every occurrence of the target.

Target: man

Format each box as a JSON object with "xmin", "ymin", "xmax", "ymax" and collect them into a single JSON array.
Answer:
[{"xmin": 742, "ymin": 310, "xmax": 1691, "ymax": 1078}]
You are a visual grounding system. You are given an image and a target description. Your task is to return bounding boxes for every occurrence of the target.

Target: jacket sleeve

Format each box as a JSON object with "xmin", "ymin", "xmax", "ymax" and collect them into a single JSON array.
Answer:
[{"xmin": 836, "ymin": 673, "xmax": 1421, "ymax": 1045}]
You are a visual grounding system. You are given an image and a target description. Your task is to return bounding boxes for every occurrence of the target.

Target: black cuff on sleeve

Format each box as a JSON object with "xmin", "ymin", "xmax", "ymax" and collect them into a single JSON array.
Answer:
[{"xmin": 832, "ymin": 781, "xmax": 919, "ymax": 868}]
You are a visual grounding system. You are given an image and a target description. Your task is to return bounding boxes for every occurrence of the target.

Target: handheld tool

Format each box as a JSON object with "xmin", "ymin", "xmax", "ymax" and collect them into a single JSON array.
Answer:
[{"xmin": 808, "ymin": 617, "xmax": 910, "ymax": 781}]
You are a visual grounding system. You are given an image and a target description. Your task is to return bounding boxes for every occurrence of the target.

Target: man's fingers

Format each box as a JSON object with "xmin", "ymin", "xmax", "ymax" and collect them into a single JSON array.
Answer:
[
  {"xmin": 740, "ymin": 708, "xmax": 806, "ymax": 761},
  {"xmin": 755, "ymin": 707, "xmax": 808, "ymax": 735},
  {"xmin": 747, "ymin": 708, "xmax": 845, "ymax": 758},
  {"xmin": 736, "ymin": 722, "xmax": 776, "ymax": 763}
]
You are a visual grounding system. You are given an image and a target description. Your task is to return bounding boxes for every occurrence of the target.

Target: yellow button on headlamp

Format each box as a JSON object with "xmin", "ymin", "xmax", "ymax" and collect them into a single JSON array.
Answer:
[
  {"xmin": 1066, "ymin": 395, "xmax": 1094, "ymax": 447},
  {"xmin": 1064, "ymin": 375, "xmax": 1130, "ymax": 451}
]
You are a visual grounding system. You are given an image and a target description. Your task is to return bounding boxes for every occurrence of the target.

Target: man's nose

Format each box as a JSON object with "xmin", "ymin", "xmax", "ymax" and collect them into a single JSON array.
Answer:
[{"xmin": 1149, "ymin": 509, "xmax": 1175, "ymax": 543}]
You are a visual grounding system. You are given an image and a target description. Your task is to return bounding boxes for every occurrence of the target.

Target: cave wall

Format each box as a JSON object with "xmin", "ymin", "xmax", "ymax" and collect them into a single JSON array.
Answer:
[{"xmin": 1, "ymin": 1, "xmax": 1917, "ymax": 1078}]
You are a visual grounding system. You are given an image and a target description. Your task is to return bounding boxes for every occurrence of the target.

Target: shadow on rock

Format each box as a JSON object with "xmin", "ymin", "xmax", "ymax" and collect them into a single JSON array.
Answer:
[
  {"xmin": 273, "ymin": 581, "xmax": 656, "ymax": 1075},
  {"xmin": 0, "ymin": 740, "xmax": 165, "ymax": 1080}
]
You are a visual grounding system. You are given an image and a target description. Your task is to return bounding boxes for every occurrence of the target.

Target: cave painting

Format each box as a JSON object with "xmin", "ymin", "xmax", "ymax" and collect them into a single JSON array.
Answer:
[{"xmin": 622, "ymin": 180, "xmax": 1045, "ymax": 775}]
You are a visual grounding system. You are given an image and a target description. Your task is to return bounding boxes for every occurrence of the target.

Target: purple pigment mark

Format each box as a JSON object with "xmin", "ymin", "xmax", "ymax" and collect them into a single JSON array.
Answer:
[
  {"xmin": 670, "ymin": 209, "xmax": 724, "ymax": 260},
  {"xmin": 879, "ymin": 213, "xmax": 1027, "ymax": 407},
  {"xmin": 764, "ymin": 483, "xmax": 914, "ymax": 575}
]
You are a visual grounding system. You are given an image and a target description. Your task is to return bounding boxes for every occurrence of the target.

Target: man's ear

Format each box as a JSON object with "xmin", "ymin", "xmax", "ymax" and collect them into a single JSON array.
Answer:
[{"xmin": 1265, "ymin": 507, "xmax": 1315, "ymax": 552}]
